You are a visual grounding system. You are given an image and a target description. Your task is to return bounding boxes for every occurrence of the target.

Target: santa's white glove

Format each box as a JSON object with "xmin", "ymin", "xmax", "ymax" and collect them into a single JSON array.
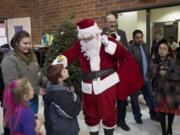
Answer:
[
  {"xmin": 101, "ymin": 35, "xmax": 109, "ymax": 46},
  {"xmin": 52, "ymin": 55, "xmax": 67, "ymax": 67}
]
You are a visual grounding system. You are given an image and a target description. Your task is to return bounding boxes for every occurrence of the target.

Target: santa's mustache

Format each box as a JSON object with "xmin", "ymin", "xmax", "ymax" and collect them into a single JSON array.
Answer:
[{"xmin": 80, "ymin": 36, "xmax": 101, "ymax": 60}]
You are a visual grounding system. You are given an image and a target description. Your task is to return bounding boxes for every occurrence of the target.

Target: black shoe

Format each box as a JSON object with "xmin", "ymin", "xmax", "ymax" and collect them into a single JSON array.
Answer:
[
  {"xmin": 90, "ymin": 132, "xmax": 99, "ymax": 135},
  {"xmin": 104, "ymin": 129, "xmax": 114, "ymax": 135},
  {"xmin": 167, "ymin": 132, "xmax": 172, "ymax": 135},
  {"xmin": 135, "ymin": 118, "xmax": 143, "ymax": 124},
  {"xmin": 3, "ymin": 126, "xmax": 10, "ymax": 135},
  {"xmin": 117, "ymin": 122, "xmax": 130, "ymax": 131},
  {"xmin": 167, "ymin": 128, "xmax": 172, "ymax": 135}
]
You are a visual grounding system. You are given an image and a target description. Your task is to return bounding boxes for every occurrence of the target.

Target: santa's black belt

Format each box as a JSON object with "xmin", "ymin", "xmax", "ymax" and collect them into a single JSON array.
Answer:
[{"xmin": 79, "ymin": 68, "xmax": 115, "ymax": 81}]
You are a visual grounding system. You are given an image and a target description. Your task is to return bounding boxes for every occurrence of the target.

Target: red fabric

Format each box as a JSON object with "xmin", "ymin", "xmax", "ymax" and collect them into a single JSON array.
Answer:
[
  {"xmin": 62, "ymin": 37, "xmax": 144, "ymax": 129},
  {"xmin": 63, "ymin": 39, "xmax": 143, "ymax": 100},
  {"xmin": 76, "ymin": 18, "xmax": 95, "ymax": 29},
  {"xmin": 155, "ymin": 98, "xmax": 180, "ymax": 115},
  {"xmin": 11, "ymin": 133, "xmax": 23, "ymax": 135},
  {"xmin": 117, "ymin": 50, "xmax": 144, "ymax": 100},
  {"xmin": 63, "ymin": 41, "xmax": 119, "ymax": 76},
  {"xmin": 107, "ymin": 36, "xmax": 144, "ymax": 100},
  {"xmin": 83, "ymin": 84, "xmax": 117, "ymax": 127}
]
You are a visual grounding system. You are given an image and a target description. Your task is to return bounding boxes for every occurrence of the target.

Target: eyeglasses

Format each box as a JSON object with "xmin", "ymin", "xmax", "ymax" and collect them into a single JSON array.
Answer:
[{"xmin": 159, "ymin": 48, "xmax": 168, "ymax": 51}]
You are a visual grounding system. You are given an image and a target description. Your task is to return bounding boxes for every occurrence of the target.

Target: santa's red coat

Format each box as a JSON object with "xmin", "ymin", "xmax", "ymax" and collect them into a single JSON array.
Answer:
[
  {"xmin": 60, "ymin": 38, "xmax": 144, "ymax": 129},
  {"xmin": 62, "ymin": 37, "xmax": 143, "ymax": 100}
]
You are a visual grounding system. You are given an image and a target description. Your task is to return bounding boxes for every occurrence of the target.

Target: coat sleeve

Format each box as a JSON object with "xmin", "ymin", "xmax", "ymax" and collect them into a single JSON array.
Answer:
[
  {"xmin": 121, "ymin": 30, "xmax": 128, "ymax": 48},
  {"xmin": 1, "ymin": 56, "xmax": 19, "ymax": 85},
  {"xmin": 104, "ymin": 37, "xmax": 129, "ymax": 60},
  {"xmin": 63, "ymin": 42, "xmax": 80, "ymax": 65},
  {"xmin": 53, "ymin": 42, "xmax": 80, "ymax": 67}
]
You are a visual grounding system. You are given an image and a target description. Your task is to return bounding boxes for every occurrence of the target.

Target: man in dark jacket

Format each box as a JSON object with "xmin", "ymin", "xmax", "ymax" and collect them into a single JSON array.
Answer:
[
  {"xmin": 151, "ymin": 29, "xmax": 162, "ymax": 60},
  {"xmin": 128, "ymin": 30, "xmax": 157, "ymax": 124},
  {"xmin": 102, "ymin": 13, "xmax": 130, "ymax": 131},
  {"xmin": 102, "ymin": 13, "xmax": 128, "ymax": 48}
]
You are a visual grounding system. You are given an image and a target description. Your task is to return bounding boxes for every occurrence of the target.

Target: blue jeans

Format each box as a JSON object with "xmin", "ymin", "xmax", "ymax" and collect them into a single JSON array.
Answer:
[
  {"xmin": 29, "ymin": 95, "xmax": 39, "ymax": 113},
  {"xmin": 130, "ymin": 81, "xmax": 155, "ymax": 120}
]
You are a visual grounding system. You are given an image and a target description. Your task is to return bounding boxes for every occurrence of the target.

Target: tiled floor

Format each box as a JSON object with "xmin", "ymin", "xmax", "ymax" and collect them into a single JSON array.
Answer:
[{"xmin": 1, "ymin": 96, "xmax": 180, "ymax": 135}]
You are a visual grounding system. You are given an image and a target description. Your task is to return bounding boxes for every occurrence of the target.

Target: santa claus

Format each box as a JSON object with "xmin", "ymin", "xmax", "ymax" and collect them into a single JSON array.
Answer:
[{"xmin": 53, "ymin": 18, "xmax": 143, "ymax": 135}]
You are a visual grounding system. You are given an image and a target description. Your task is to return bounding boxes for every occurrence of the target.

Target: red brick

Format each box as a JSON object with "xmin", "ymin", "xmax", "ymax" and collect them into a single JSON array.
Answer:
[{"xmin": 0, "ymin": 0, "xmax": 179, "ymax": 43}]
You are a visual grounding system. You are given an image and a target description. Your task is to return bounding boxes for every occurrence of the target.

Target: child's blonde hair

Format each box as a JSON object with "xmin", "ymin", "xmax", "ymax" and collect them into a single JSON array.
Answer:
[
  {"xmin": 3, "ymin": 77, "xmax": 32, "ymax": 128},
  {"xmin": 11, "ymin": 77, "xmax": 32, "ymax": 104}
]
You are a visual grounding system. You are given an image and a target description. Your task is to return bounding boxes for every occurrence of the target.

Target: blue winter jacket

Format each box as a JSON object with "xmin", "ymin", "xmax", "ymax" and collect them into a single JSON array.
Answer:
[{"xmin": 43, "ymin": 82, "xmax": 81, "ymax": 135}]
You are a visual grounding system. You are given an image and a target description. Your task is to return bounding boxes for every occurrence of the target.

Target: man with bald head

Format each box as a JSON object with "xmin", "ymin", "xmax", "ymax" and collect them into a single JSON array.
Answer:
[{"xmin": 102, "ymin": 13, "xmax": 130, "ymax": 131}]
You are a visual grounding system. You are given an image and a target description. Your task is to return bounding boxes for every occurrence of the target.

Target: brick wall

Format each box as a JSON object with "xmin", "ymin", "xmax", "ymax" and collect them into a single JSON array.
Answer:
[
  {"xmin": 39, "ymin": 0, "xmax": 180, "ymax": 34},
  {"xmin": 0, "ymin": 0, "xmax": 40, "ymax": 44},
  {"xmin": 0, "ymin": 0, "xmax": 179, "ymax": 43}
]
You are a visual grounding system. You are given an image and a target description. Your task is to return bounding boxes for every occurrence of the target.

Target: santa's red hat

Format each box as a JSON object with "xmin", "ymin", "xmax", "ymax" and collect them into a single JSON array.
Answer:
[{"xmin": 76, "ymin": 18, "xmax": 102, "ymax": 39}]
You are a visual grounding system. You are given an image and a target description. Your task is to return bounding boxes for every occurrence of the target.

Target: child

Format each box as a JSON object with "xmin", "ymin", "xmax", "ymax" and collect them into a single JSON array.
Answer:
[
  {"xmin": 164, "ymin": 47, "xmax": 180, "ymax": 112},
  {"xmin": 152, "ymin": 40, "xmax": 180, "ymax": 135},
  {"xmin": 3, "ymin": 78, "xmax": 44, "ymax": 135},
  {"xmin": 43, "ymin": 64, "xmax": 81, "ymax": 135}
]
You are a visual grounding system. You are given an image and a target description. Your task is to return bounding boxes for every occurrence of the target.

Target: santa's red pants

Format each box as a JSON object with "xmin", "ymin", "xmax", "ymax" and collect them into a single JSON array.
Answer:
[{"xmin": 82, "ymin": 85, "xmax": 117, "ymax": 132}]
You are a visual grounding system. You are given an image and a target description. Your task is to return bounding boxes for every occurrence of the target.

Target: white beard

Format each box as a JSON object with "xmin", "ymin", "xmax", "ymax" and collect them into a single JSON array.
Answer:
[
  {"xmin": 80, "ymin": 35, "xmax": 101, "ymax": 60},
  {"xmin": 80, "ymin": 35, "xmax": 101, "ymax": 71}
]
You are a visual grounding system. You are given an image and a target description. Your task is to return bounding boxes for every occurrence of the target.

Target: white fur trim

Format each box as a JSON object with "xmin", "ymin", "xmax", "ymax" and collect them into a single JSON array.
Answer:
[
  {"xmin": 105, "ymin": 41, "xmax": 117, "ymax": 55},
  {"xmin": 52, "ymin": 55, "xmax": 68, "ymax": 68},
  {"xmin": 77, "ymin": 23, "xmax": 102, "ymax": 39},
  {"xmin": 73, "ymin": 93, "xmax": 77, "ymax": 101},
  {"xmin": 102, "ymin": 123, "xmax": 116, "ymax": 129},
  {"xmin": 93, "ymin": 72, "xmax": 119, "ymax": 95},
  {"xmin": 90, "ymin": 56, "xmax": 100, "ymax": 71},
  {"xmin": 88, "ymin": 123, "xmax": 100, "ymax": 132},
  {"xmin": 81, "ymin": 72, "xmax": 120, "ymax": 95},
  {"xmin": 81, "ymin": 82, "xmax": 93, "ymax": 94}
]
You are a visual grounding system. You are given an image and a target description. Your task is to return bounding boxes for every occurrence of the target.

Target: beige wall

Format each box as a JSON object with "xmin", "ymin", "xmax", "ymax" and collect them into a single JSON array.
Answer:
[
  {"xmin": 118, "ymin": 5, "xmax": 180, "ymax": 45},
  {"xmin": 178, "ymin": 21, "xmax": 180, "ymax": 42},
  {"xmin": 151, "ymin": 5, "xmax": 180, "ymax": 43},
  {"xmin": 118, "ymin": 10, "xmax": 146, "ymax": 42},
  {"xmin": 151, "ymin": 5, "xmax": 180, "ymax": 22},
  {"xmin": 118, "ymin": 11, "xmax": 138, "ymax": 42},
  {"xmin": 7, "ymin": 17, "xmax": 31, "ymax": 46},
  {"xmin": 137, "ymin": 10, "xmax": 146, "ymax": 42}
]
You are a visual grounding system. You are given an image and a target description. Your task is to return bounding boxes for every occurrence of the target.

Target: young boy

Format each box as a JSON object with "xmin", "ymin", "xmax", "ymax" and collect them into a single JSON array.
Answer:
[{"xmin": 43, "ymin": 64, "xmax": 81, "ymax": 135}]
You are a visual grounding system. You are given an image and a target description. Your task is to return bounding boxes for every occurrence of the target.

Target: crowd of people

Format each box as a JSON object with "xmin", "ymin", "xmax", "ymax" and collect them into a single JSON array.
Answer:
[{"xmin": 0, "ymin": 13, "xmax": 179, "ymax": 135}]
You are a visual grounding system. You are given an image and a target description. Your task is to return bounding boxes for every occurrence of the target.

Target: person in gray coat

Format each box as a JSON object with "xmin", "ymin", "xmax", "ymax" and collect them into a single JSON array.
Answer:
[{"xmin": 1, "ymin": 31, "xmax": 43, "ymax": 113}]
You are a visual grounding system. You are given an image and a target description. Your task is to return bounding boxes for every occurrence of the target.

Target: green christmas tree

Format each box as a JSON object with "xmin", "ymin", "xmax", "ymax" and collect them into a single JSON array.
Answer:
[{"xmin": 44, "ymin": 18, "xmax": 81, "ymax": 96}]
